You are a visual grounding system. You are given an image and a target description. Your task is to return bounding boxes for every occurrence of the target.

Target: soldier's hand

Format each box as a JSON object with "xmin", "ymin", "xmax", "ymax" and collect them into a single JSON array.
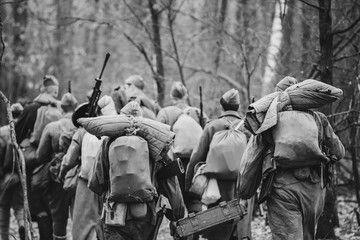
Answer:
[
  {"xmin": 169, "ymin": 221, "xmax": 178, "ymax": 237},
  {"xmin": 239, "ymin": 199, "xmax": 248, "ymax": 208},
  {"xmin": 58, "ymin": 166, "xmax": 67, "ymax": 182}
]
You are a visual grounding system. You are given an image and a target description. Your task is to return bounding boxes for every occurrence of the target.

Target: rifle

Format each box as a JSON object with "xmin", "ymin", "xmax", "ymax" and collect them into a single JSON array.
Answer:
[
  {"xmin": 68, "ymin": 80, "xmax": 72, "ymax": 93},
  {"xmin": 149, "ymin": 205, "xmax": 167, "ymax": 240},
  {"xmin": 72, "ymin": 52, "xmax": 111, "ymax": 128},
  {"xmin": 87, "ymin": 52, "xmax": 111, "ymax": 117},
  {"xmin": 199, "ymin": 86, "xmax": 204, "ymax": 128}
]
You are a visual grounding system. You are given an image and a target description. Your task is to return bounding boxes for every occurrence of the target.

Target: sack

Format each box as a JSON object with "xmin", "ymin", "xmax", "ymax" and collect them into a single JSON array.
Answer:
[
  {"xmin": 31, "ymin": 162, "xmax": 51, "ymax": 192},
  {"xmin": 204, "ymin": 120, "xmax": 247, "ymax": 180},
  {"xmin": 81, "ymin": 133, "xmax": 104, "ymax": 180},
  {"xmin": 172, "ymin": 107, "xmax": 203, "ymax": 158},
  {"xmin": 201, "ymin": 178, "xmax": 221, "ymax": 205},
  {"xmin": 63, "ymin": 164, "xmax": 80, "ymax": 194},
  {"xmin": 272, "ymin": 111, "xmax": 327, "ymax": 168},
  {"xmin": 31, "ymin": 105, "xmax": 62, "ymax": 145},
  {"xmin": 108, "ymin": 135, "xmax": 157, "ymax": 202},
  {"xmin": 238, "ymin": 134, "xmax": 267, "ymax": 200},
  {"xmin": 20, "ymin": 138, "xmax": 38, "ymax": 168},
  {"xmin": 189, "ymin": 162, "xmax": 208, "ymax": 199}
]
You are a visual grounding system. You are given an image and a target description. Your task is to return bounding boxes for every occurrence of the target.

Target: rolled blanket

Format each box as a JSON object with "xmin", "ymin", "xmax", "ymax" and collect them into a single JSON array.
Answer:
[
  {"xmin": 244, "ymin": 79, "xmax": 343, "ymax": 134},
  {"xmin": 286, "ymin": 79, "xmax": 343, "ymax": 110},
  {"xmin": 78, "ymin": 115, "xmax": 175, "ymax": 161}
]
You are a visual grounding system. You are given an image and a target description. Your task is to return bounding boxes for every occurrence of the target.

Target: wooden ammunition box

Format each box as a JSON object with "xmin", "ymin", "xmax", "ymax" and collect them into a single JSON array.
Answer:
[{"xmin": 176, "ymin": 199, "xmax": 247, "ymax": 237}]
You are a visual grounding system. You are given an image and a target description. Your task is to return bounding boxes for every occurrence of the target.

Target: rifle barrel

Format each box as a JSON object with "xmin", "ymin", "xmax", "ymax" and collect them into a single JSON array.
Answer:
[{"xmin": 98, "ymin": 52, "xmax": 111, "ymax": 79}]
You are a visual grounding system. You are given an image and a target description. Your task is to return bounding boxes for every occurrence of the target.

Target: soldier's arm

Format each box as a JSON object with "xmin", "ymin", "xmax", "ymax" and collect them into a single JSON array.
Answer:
[
  {"xmin": 59, "ymin": 128, "xmax": 85, "ymax": 178},
  {"xmin": 185, "ymin": 125, "xmax": 212, "ymax": 191},
  {"xmin": 36, "ymin": 124, "xmax": 53, "ymax": 165},
  {"xmin": 157, "ymin": 172, "xmax": 186, "ymax": 221},
  {"xmin": 322, "ymin": 116, "xmax": 345, "ymax": 160}
]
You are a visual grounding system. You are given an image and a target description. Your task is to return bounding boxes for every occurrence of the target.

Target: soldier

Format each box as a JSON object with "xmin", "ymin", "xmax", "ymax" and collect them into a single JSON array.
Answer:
[
  {"xmin": 124, "ymin": 75, "xmax": 160, "ymax": 115},
  {"xmin": 88, "ymin": 101, "xmax": 186, "ymax": 240},
  {"xmin": 59, "ymin": 96, "xmax": 117, "ymax": 240},
  {"xmin": 15, "ymin": 75, "xmax": 62, "ymax": 240},
  {"xmin": 262, "ymin": 79, "xmax": 344, "ymax": 239},
  {"xmin": 156, "ymin": 82, "xmax": 209, "ymax": 211},
  {"xmin": 156, "ymin": 81, "xmax": 209, "ymax": 127},
  {"xmin": 185, "ymin": 89, "xmax": 250, "ymax": 240},
  {"xmin": 0, "ymin": 103, "xmax": 25, "ymax": 240},
  {"xmin": 36, "ymin": 93, "xmax": 78, "ymax": 240}
]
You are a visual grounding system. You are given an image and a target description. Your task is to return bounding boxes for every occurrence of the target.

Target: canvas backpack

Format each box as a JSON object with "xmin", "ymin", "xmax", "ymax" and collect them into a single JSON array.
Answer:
[
  {"xmin": 81, "ymin": 132, "xmax": 104, "ymax": 180},
  {"xmin": 271, "ymin": 110, "xmax": 327, "ymax": 168},
  {"xmin": 204, "ymin": 119, "xmax": 247, "ymax": 180},
  {"xmin": 172, "ymin": 107, "xmax": 203, "ymax": 158},
  {"xmin": 107, "ymin": 135, "xmax": 157, "ymax": 203},
  {"xmin": 31, "ymin": 104, "xmax": 62, "ymax": 146}
]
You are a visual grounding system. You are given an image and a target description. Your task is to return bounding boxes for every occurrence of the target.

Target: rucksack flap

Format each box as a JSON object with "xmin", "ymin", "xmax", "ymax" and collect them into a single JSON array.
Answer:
[
  {"xmin": 272, "ymin": 110, "xmax": 327, "ymax": 168},
  {"xmin": 108, "ymin": 135, "xmax": 157, "ymax": 203},
  {"xmin": 172, "ymin": 109, "xmax": 203, "ymax": 158},
  {"xmin": 81, "ymin": 132, "xmax": 104, "ymax": 180},
  {"xmin": 204, "ymin": 120, "xmax": 247, "ymax": 180}
]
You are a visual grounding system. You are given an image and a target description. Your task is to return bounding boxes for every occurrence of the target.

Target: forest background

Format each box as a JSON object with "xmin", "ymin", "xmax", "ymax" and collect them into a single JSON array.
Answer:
[{"xmin": 0, "ymin": 0, "xmax": 359, "ymax": 239}]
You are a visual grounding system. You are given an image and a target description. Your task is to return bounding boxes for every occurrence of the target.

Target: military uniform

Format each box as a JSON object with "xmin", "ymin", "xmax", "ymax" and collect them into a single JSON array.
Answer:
[
  {"xmin": 88, "ymin": 101, "xmax": 186, "ymax": 240},
  {"xmin": 15, "ymin": 76, "xmax": 61, "ymax": 240},
  {"xmin": 266, "ymin": 111, "xmax": 345, "ymax": 240},
  {"xmin": 185, "ymin": 111, "xmax": 245, "ymax": 240},
  {"xmin": 0, "ymin": 124, "xmax": 25, "ymax": 240},
  {"xmin": 36, "ymin": 113, "xmax": 77, "ymax": 240}
]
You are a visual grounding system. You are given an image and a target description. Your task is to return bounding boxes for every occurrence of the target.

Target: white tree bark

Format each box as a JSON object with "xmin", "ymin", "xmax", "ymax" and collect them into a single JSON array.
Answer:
[{"xmin": 261, "ymin": 0, "xmax": 286, "ymax": 96}]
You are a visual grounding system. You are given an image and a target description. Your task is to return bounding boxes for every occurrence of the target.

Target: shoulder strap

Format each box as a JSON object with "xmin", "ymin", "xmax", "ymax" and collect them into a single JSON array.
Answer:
[{"xmin": 234, "ymin": 120, "xmax": 244, "ymax": 131}]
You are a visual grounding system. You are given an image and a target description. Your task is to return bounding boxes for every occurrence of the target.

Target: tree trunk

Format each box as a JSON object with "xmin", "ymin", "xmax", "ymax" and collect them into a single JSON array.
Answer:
[
  {"xmin": 54, "ymin": 0, "xmax": 73, "ymax": 93},
  {"xmin": 213, "ymin": 0, "xmax": 227, "ymax": 73},
  {"xmin": 316, "ymin": 0, "xmax": 337, "ymax": 238},
  {"xmin": 0, "ymin": 2, "xmax": 28, "ymax": 126},
  {"xmin": 149, "ymin": 0, "xmax": 165, "ymax": 107}
]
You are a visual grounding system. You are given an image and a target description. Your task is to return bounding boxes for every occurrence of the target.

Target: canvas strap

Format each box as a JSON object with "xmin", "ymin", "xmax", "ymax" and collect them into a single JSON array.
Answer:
[{"xmin": 234, "ymin": 120, "xmax": 244, "ymax": 131}]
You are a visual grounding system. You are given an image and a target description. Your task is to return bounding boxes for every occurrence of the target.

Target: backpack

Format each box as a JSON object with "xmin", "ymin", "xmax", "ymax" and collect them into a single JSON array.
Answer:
[
  {"xmin": 172, "ymin": 107, "xmax": 203, "ymax": 158},
  {"xmin": 107, "ymin": 135, "xmax": 157, "ymax": 203},
  {"xmin": 271, "ymin": 110, "xmax": 327, "ymax": 168},
  {"xmin": 81, "ymin": 132, "xmax": 104, "ymax": 180},
  {"xmin": 31, "ymin": 104, "xmax": 62, "ymax": 145},
  {"xmin": 204, "ymin": 119, "xmax": 247, "ymax": 180}
]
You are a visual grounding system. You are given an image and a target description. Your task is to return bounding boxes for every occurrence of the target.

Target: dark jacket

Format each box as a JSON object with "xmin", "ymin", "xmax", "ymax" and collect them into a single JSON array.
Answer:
[{"xmin": 15, "ymin": 93, "xmax": 60, "ymax": 143}]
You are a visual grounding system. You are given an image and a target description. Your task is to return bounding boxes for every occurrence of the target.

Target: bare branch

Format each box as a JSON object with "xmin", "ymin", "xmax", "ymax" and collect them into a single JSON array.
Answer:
[
  {"xmin": 299, "ymin": 0, "xmax": 322, "ymax": 11},
  {"xmin": 0, "ymin": 0, "xmax": 26, "ymax": 6},
  {"xmin": 123, "ymin": 0, "xmax": 153, "ymax": 41},
  {"xmin": 183, "ymin": 65, "xmax": 247, "ymax": 94},
  {"xmin": 332, "ymin": 16, "xmax": 360, "ymax": 36},
  {"xmin": 123, "ymin": 33, "xmax": 155, "ymax": 76},
  {"xmin": 334, "ymin": 51, "xmax": 360, "ymax": 62}
]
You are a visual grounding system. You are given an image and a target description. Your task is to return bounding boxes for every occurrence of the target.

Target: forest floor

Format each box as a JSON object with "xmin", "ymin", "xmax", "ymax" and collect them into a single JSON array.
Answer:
[{"xmin": 7, "ymin": 188, "xmax": 360, "ymax": 240}]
